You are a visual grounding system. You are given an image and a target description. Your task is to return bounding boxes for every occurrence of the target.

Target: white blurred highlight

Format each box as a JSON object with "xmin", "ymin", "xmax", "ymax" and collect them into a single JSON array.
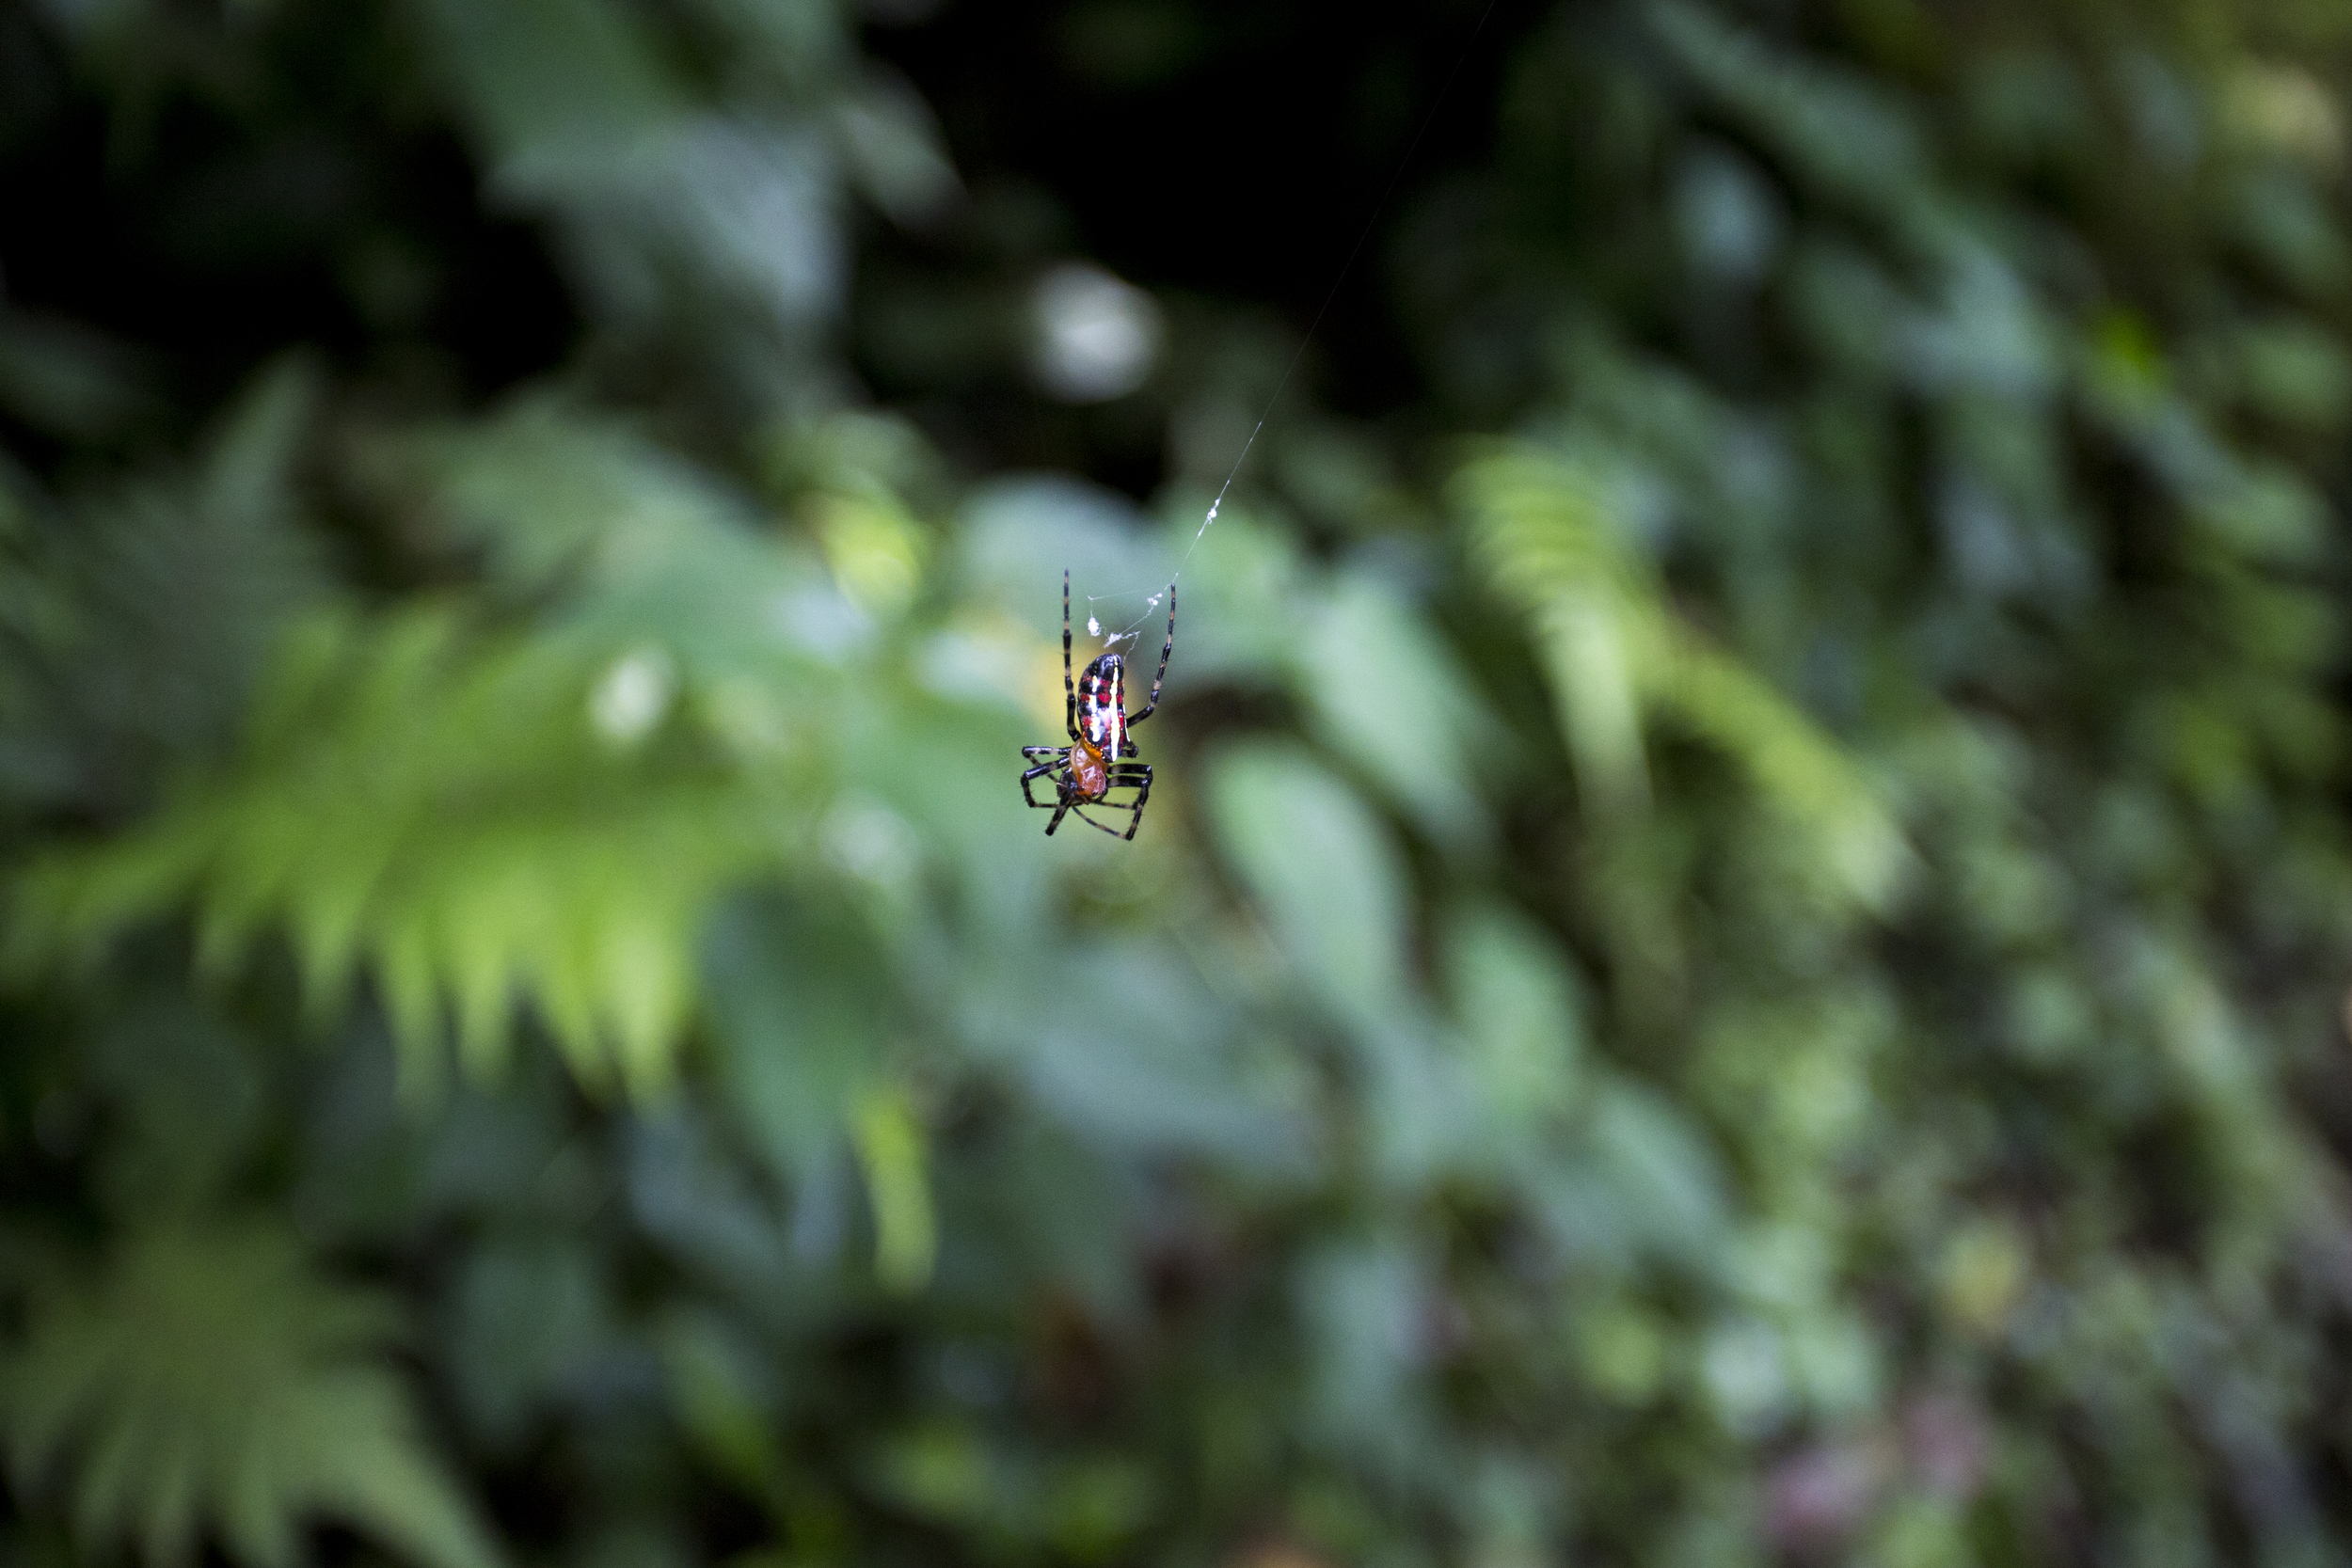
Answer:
[{"xmin": 1031, "ymin": 263, "xmax": 1163, "ymax": 403}]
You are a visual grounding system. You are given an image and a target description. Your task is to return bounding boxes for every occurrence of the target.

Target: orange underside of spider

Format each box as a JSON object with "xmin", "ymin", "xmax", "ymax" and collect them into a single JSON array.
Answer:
[{"xmin": 1066, "ymin": 736, "xmax": 1109, "ymax": 800}]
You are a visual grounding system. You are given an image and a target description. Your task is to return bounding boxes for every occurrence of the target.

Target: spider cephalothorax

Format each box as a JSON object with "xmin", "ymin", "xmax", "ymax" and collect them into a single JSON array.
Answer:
[{"xmin": 1020, "ymin": 570, "xmax": 1175, "ymax": 839}]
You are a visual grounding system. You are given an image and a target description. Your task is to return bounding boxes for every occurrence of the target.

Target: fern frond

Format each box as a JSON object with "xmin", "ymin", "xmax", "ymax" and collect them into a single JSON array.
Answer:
[
  {"xmin": 8, "ymin": 397, "xmax": 902, "ymax": 1099},
  {"xmin": 0, "ymin": 361, "xmax": 322, "ymax": 817},
  {"xmin": 9, "ymin": 602, "xmax": 818, "ymax": 1097},
  {"xmin": 0, "ymin": 1224, "xmax": 501, "ymax": 1568},
  {"xmin": 1459, "ymin": 442, "xmax": 1913, "ymax": 911}
]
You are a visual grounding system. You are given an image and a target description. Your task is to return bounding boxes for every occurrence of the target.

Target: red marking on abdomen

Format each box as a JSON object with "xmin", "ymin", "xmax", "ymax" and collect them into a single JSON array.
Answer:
[{"xmin": 1078, "ymin": 658, "xmax": 1126, "ymax": 752}]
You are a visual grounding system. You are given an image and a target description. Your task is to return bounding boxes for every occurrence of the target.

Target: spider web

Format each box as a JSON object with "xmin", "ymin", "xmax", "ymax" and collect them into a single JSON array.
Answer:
[{"xmin": 1079, "ymin": 0, "xmax": 1501, "ymax": 657}]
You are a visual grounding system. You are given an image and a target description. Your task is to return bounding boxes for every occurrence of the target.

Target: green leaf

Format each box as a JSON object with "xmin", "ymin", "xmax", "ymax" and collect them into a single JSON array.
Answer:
[
  {"xmin": 1292, "ymin": 566, "xmax": 1500, "ymax": 851},
  {"xmin": 1442, "ymin": 900, "xmax": 1584, "ymax": 1141},
  {"xmin": 851, "ymin": 1085, "xmax": 936, "ymax": 1294},
  {"xmin": 1205, "ymin": 743, "xmax": 1477, "ymax": 1183},
  {"xmin": 1459, "ymin": 441, "xmax": 1914, "ymax": 912},
  {"xmin": 443, "ymin": 1237, "xmax": 613, "ymax": 1448},
  {"xmin": 703, "ymin": 891, "xmax": 890, "ymax": 1184},
  {"xmin": 414, "ymin": 0, "xmax": 681, "ymax": 159},
  {"xmin": 0, "ymin": 1224, "xmax": 501, "ymax": 1568},
  {"xmin": 9, "ymin": 605, "xmax": 801, "ymax": 1097},
  {"xmin": 1203, "ymin": 742, "xmax": 1408, "ymax": 1020},
  {"xmin": 0, "ymin": 359, "xmax": 321, "ymax": 815}
]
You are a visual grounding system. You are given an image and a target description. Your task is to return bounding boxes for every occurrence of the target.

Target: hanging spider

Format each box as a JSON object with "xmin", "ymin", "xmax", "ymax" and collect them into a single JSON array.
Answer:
[{"xmin": 1021, "ymin": 569, "xmax": 1176, "ymax": 840}]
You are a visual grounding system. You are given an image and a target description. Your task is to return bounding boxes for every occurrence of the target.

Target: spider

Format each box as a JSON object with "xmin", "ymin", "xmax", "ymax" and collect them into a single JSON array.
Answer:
[{"xmin": 1021, "ymin": 569, "xmax": 1176, "ymax": 840}]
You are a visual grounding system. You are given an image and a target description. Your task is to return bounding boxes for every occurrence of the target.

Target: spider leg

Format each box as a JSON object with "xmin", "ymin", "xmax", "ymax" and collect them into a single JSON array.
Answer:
[
  {"xmin": 1062, "ymin": 569, "xmax": 1079, "ymax": 743},
  {"xmin": 1127, "ymin": 581, "xmax": 1175, "ymax": 725},
  {"xmin": 1023, "ymin": 757, "xmax": 1069, "ymax": 809},
  {"xmin": 1066, "ymin": 804, "xmax": 1132, "ymax": 839},
  {"xmin": 1049, "ymin": 768, "xmax": 1149, "ymax": 840},
  {"xmin": 1102, "ymin": 760, "xmax": 1152, "ymax": 840}
]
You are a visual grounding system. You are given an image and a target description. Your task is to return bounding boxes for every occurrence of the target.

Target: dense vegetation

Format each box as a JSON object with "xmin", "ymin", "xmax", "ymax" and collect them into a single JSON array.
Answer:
[{"xmin": 8, "ymin": 1, "xmax": 2352, "ymax": 1565}]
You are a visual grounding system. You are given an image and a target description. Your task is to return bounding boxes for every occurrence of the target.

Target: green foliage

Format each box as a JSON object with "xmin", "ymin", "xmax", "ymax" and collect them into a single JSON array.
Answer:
[
  {"xmin": 1, "ymin": 1225, "xmax": 499, "ymax": 1568},
  {"xmin": 0, "ymin": 362, "xmax": 320, "ymax": 821},
  {"xmin": 1458, "ymin": 441, "xmax": 1909, "ymax": 911},
  {"xmin": 13, "ymin": 600, "xmax": 794, "ymax": 1096},
  {"xmin": 8, "ymin": 0, "xmax": 2352, "ymax": 1565}
]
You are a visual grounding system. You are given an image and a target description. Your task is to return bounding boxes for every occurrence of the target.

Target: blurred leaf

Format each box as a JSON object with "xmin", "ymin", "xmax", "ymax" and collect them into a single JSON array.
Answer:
[
  {"xmin": 0, "ymin": 1224, "xmax": 501, "ymax": 1568},
  {"xmin": 415, "ymin": 0, "xmax": 681, "ymax": 155},
  {"xmin": 1205, "ymin": 745, "xmax": 1476, "ymax": 1183},
  {"xmin": 1442, "ymin": 900, "xmax": 1583, "ymax": 1147},
  {"xmin": 9, "ymin": 605, "xmax": 800, "ymax": 1096},
  {"xmin": 84, "ymin": 996, "xmax": 265, "ymax": 1217},
  {"xmin": 1537, "ymin": 1081, "xmax": 1729, "ymax": 1269},
  {"xmin": 443, "ymin": 1236, "xmax": 613, "ymax": 1447},
  {"xmin": 2233, "ymin": 318, "xmax": 2352, "ymax": 428},
  {"xmin": 868, "ymin": 1419, "xmax": 994, "ymax": 1526},
  {"xmin": 851, "ymin": 1085, "xmax": 935, "ymax": 1294},
  {"xmin": 958, "ymin": 473, "xmax": 1167, "ymax": 636},
  {"xmin": 1650, "ymin": 0, "xmax": 1922, "ymax": 212},
  {"xmin": 1461, "ymin": 441, "xmax": 1913, "ymax": 911},
  {"xmin": 1295, "ymin": 1241, "xmax": 1432, "ymax": 1471},
  {"xmin": 0, "ymin": 308, "xmax": 158, "ymax": 441},
  {"xmin": 1293, "ymin": 565, "xmax": 1499, "ymax": 851},
  {"xmin": 0, "ymin": 359, "xmax": 321, "ymax": 814},
  {"xmin": 417, "ymin": 0, "xmax": 846, "ymax": 341},
  {"xmin": 656, "ymin": 1307, "xmax": 783, "ymax": 1497},
  {"xmin": 704, "ymin": 892, "xmax": 888, "ymax": 1183},
  {"xmin": 1204, "ymin": 743, "xmax": 1407, "ymax": 1020},
  {"xmin": 835, "ymin": 71, "xmax": 961, "ymax": 228}
]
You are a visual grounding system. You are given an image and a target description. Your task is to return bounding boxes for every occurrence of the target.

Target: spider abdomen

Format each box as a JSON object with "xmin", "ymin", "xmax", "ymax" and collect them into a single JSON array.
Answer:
[
  {"xmin": 1067, "ymin": 742, "xmax": 1109, "ymax": 800},
  {"xmin": 1077, "ymin": 653, "xmax": 1128, "ymax": 756}
]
